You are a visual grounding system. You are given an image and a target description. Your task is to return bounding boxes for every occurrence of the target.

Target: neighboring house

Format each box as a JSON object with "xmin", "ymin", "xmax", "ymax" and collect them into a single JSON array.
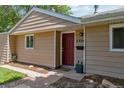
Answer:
[{"xmin": 1, "ymin": 7, "xmax": 124, "ymax": 79}]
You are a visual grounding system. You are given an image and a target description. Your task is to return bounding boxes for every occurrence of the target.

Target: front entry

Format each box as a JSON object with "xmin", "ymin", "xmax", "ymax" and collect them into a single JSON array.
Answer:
[{"xmin": 62, "ymin": 33, "xmax": 74, "ymax": 66}]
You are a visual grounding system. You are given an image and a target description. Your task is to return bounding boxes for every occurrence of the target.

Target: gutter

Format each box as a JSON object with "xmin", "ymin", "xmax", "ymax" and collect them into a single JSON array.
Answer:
[
  {"xmin": 0, "ymin": 32, "xmax": 9, "ymax": 35},
  {"xmin": 81, "ymin": 14, "xmax": 124, "ymax": 25}
]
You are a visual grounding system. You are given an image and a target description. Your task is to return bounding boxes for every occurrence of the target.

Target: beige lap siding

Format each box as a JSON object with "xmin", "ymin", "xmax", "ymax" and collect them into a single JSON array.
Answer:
[
  {"xmin": 16, "ymin": 31, "xmax": 55, "ymax": 67},
  {"xmin": 86, "ymin": 24, "xmax": 124, "ymax": 79},
  {"xmin": 9, "ymin": 35, "xmax": 16, "ymax": 54},
  {"xmin": 0, "ymin": 33, "xmax": 9, "ymax": 63},
  {"xmin": 12, "ymin": 11, "xmax": 77, "ymax": 34}
]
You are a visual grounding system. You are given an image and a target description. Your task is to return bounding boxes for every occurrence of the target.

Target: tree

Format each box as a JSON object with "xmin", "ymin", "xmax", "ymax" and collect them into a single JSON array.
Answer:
[
  {"xmin": 0, "ymin": 6, "xmax": 21, "ymax": 32},
  {"xmin": 94, "ymin": 5, "xmax": 99, "ymax": 14},
  {"xmin": 15, "ymin": 5, "xmax": 72, "ymax": 16},
  {"xmin": 0, "ymin": 5, "xmax": 72, "ymax": 33}
]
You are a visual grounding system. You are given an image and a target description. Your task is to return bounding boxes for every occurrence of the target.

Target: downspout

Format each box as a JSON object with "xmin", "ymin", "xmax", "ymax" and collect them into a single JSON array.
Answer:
[{"xmin": 83, "ymin": 25, "xmax": 86, "ymax": 73}]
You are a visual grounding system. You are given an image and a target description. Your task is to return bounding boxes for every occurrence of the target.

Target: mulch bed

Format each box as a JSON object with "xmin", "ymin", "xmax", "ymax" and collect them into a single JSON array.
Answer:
[{"xmin": 50, "ymin": 75, "xmax": 124, "ymax": 88}]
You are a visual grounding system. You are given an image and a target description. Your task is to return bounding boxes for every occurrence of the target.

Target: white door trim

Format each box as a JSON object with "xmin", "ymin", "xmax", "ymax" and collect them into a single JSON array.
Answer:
[
  {"xmin": 60, "ymin": 31, "xmax": 76, "ymax": 67},
  {"xmin": 83, "ymin": 25, "xmax": 86, "ymax": 73},
  {"xmin": 54, "ymin": 31, "xmax": 56, "ymax": 68}
]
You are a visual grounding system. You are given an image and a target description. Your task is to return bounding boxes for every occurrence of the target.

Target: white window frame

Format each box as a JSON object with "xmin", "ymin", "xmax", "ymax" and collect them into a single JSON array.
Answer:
[
  {"xmin": 109, "ymin": 23, "xmax": 124, "ymax": 52},
  {"xmin": 25, "ymin": 34, "xmax": 34, "ymax": 49}
]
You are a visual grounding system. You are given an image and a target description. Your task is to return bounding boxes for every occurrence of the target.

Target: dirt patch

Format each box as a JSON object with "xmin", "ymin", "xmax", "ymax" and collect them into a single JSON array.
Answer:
[
  {"xmin": 8, "ymin": 62, "xmax": 51, "ymax": 74},
  {"xmin": 50, "ymin": 77, "xmax": 79, "ymax": 88},
  {"xmin": 50, "ymin": 75, "xmax": 124, "ymax": 88},
  {"xmin": 50, "ymin": 77, "xmax": 98, "ymax": 88},
  {"xmin": 83, "ymin": 75, "xmax": 124, "ymax": 86}
]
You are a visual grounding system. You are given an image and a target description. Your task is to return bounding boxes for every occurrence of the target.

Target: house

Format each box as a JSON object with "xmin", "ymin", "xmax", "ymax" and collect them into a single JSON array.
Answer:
[{"xmin": 1, "ymin": 7, "xmax": 124, "ymax": 79}]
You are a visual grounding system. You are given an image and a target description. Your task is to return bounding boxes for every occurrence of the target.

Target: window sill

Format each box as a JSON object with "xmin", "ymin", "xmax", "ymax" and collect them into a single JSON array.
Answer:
[
  {"xmin": 25, "ymin": 48, "xmax": 34, "ymax": 50},
  {"xmin": 110, "ymin": 49, "xmax": 124, "ymax": 52}
]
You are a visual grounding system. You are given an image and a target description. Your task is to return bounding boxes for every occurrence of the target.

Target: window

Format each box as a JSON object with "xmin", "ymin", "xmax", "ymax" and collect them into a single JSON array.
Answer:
[
  {"xmin": 110, "ymin": 24, "xmax": 124, "ymax": 52},
  {"xmin": 25, "ymin": 34, "xmax": 34, "ymax": 49}
]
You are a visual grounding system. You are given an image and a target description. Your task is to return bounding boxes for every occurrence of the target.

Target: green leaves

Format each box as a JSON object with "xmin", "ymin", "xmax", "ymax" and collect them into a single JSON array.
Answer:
[
  {"xmin": 0, "ymin": 5, "xmax": 72, "ymax": 32},
  {"xmin": 0, "ymin": 6, "xmax": 21, "ymax": 32}
]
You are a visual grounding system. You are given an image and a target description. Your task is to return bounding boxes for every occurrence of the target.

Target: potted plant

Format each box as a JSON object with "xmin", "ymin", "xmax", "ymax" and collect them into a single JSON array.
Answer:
[{"xmin": 75, "ymin": 61, "xmax": 83, "ymax": 73}]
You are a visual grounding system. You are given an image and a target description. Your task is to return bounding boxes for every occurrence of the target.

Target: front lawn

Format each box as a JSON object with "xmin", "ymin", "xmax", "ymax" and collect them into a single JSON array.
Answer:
[{"xmin": 0, "ymin": 67, "xmax": 26, "ymax": 84}]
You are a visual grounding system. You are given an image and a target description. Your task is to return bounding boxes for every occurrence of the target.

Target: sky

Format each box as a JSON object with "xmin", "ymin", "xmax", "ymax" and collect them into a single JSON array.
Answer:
[{"xmin": 70, "ymin": 5, "xmax": 124, "ymax": 17}]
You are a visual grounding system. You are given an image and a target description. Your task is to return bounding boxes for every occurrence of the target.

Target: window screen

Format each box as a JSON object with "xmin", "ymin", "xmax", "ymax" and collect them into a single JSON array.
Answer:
[{"xmin": 113, "ymin": 27, "xmax": 124, "ymax": 49}]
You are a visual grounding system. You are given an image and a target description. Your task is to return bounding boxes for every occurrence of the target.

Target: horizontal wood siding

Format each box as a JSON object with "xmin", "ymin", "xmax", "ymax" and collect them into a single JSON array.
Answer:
[
  {"xmin": 0, "ymin": 33, "xmax": 9, "ymax": 63},
  {"xmin": 16, "ymin": 31, "xmax": 55, "ymax": 67},
  {"xmin": 86, "ymin": 24, "xmax": 124, "ymax": 79},
  {"xmin": 9, "ymin": 35, "xmax": 16, "ymax": 54},
  {"xmin": 12, "ymin": 11, "xmax": 77, "ymax": 34}
]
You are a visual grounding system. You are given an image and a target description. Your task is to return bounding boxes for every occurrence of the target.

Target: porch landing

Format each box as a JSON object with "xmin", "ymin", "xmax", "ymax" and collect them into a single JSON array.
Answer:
[
  {"xmin": 54, "ymin": 68, "xmax": 85, "ymax": 81},
  {"xmin": 64, "ymin": 70, "xmax": 84, "ymax": 81}
]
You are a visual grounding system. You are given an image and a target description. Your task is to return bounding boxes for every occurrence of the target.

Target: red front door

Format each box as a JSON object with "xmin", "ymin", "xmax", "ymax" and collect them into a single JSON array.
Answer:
[{"xmin": 62, "ymin": 33, "xmax": 74, "ymax": 66}]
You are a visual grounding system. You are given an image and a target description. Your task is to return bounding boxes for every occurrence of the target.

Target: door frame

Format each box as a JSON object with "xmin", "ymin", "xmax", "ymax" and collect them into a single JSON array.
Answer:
[{"xmin": 60, "ymin": 31, "xmax": 76, "ymax": 67}]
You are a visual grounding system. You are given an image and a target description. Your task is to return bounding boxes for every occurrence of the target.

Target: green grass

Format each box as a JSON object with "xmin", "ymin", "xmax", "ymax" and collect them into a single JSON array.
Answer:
[{"xmin": 0, "ymin": 67, "xmax": 26, "ymax": 84}]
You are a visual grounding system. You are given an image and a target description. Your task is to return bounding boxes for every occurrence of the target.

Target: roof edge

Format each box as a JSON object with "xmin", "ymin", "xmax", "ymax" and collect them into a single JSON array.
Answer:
[
  {"xmin": 32, "ymin": 7, "xmax": 81, "ymax": 23},
  {"xmin": 0, "ymin": 32, "xmax": 9, "ymax": 35}
]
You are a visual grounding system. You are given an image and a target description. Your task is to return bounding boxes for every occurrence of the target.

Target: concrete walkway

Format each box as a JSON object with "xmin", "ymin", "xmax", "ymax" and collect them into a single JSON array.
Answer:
[
  {"xmin": 0, "ymin": 65, "xmax": 63, "ymax": 88},
  {"xmin": 54, "ymin": 69, "xmax": 85, "ymax": 81},
  {"xmin": 63, "ymin": 69, "xmax": 85, "ymax": 81},
  {"xmin": 1, "ymin": 65, "xmax": 84, "ymax": 81},
  {"xmin": 13, "ymin": 75, "xmax": 63, "ymax": 88},
  {"xmin": 0, "ymin": 65, "xmax": 85, "ymax": 87},
  {"xmin": 0, "ymin": 65, "xmax": 57, "ymax": 78}
]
